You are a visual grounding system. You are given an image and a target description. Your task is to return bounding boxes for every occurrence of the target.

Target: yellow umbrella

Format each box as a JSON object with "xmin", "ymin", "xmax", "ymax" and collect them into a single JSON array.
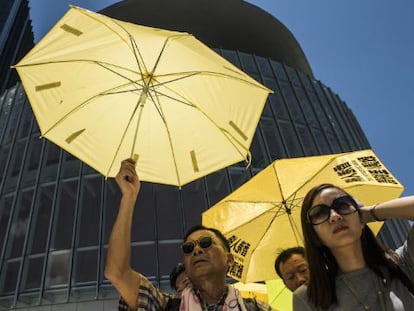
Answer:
[
  {"xmin": 13, "ymin": 6, "xmax": 271, "ymax": 187},
  {"xmin": 233, "ymin": 282, "xmax": 269, "ymax": 303},
  {"xmin": 265, "ymin": 279, "xmax": 292, "ymax": 311},
  {"xmin": 232, "ymin": 281, "xmax": 292, "ymax": 311},
  {"xmin": 202, "ymin": 149, "xmax": 404, "ymax": 282}
]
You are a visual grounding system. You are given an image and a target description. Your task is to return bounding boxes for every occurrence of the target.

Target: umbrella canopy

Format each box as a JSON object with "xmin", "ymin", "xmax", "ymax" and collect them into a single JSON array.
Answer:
[
  {"xmin": 233, "ymin": 280, "xmax": 292, "ymax": 311},
  {"xmin": 202, "ymin": 149, "xmax": 404, "ymax": 282},
  {"xmin": 233, "ymin": 282, "xmax": 269, "ymax": 303},
  {"xmin": 13, "ymin": 6, "xmax": 271, "ymax": 187},
  {"xmin": 266, "ymin": 279, "xmax": 292, "ymax": 311}
]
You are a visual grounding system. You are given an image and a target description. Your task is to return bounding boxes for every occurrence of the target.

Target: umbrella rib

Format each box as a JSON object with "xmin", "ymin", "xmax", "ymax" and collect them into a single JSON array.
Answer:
[
  {"xmin": 146, "ymin": 86, "xmax": 182, "ymax": 185},
  {"xmin": 105, "ymin": 95, "xmax": 144, "ymax": 177},
  {"xmin": 147, "ymin": 82, "xmax": 252, "ymax": 165}
]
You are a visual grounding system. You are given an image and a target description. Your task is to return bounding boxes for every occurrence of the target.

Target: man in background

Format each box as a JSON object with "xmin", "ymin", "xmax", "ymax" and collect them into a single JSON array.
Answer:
[{"xmin": 274, "ymin": 246, "xmax": 309, "ymax": 292}]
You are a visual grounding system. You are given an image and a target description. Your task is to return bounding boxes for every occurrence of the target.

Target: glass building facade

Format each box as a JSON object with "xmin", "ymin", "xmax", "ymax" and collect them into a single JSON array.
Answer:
[{"xmin": 0, "ymin": 0, "xmax": 409, "ymax": 309}]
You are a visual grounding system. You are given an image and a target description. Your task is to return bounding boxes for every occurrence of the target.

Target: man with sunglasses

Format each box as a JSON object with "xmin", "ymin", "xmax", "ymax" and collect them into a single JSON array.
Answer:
[{"xmin": 105, "ymin": 159, "xmax": 272, "ymax": 310}]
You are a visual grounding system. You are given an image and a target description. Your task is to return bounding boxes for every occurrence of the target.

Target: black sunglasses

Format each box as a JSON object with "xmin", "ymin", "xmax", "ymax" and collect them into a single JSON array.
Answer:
[
  {"xmin": 181, "ymin": 236, "xmax": 213, "ymax": 254},
  {"xmin": 306, "ymin": 195, "xmax": 358, "ymax": 225}
]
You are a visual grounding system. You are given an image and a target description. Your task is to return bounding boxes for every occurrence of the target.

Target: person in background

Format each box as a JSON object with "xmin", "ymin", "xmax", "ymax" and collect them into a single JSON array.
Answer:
[
  {"xmin": 293, "ymin": 183, "xmax": 414, "ymax": 310},
  {"xmin": 274, "ymin": 246, "xmax": 309, "ymax": 292},
  {"xmin": 105, "ymin": 158, "xmax": 272, "ymax": 310},
  {"xmin": 169, "ymin": 262, "xmax": 191, "ymax": 296}
]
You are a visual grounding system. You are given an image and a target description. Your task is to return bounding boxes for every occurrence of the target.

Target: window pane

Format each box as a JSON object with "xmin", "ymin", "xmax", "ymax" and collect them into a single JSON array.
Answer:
[
  {"xmin": 182, "ymin": 178, "xmax": 207, "ymax": 229},
  {"xmin": 77, "ymin": 177, "xmax": 102, "ymax": 247},
  {"xmin": 0, "ymin": 195, "xmax": 14, "ymax": 261},
  {"xmin": 51, "ymin": 180, "xmax": 78, "ymax": 250},
  {"xmin": 21, "ymin": 256, "xmax": 44, "ymax": 291},
  {"xmin": 205, "ymin": 168, "xmax": 230, "ymax": 206},
  {"xmin": 40, "ymin": 142, "xmax": 61, "ymax": 183},
  {"xmin": 6, "ymin": 189, "xmax": 34, "ymax": 258},
  {"xmin": 21, "ymin": 137, "xmax": 42, "ymax": 187},
  {"xmin": 0, "ymin": 260, "xmax": 20, "ymax": 293},
  {"xmin": 131, "ymin": 183, "xmax": 156, "ymax": 242},
  {"xmin": 28, "ymin": 185, "xmax": 55, "ymax": 254},
  {"xmin": 45, "ymin": 250, "xmax": 70, "ymax": 288},
  {"xmin": 156, "ymin": 184, "xmax": 181, "ymax": 240},
  {"xmin": 73, "ymin": 249, "xmax": 98, "ymax": 284}
]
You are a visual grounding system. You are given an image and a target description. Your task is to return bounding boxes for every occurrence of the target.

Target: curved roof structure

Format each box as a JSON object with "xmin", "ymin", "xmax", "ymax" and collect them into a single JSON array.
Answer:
[{"xmin": 100, "ymin": 0, "xmax": 313, "ymax": 77}]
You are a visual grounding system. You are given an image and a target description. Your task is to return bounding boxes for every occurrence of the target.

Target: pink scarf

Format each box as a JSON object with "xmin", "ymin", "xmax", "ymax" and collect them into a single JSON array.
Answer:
[{"xmin": 179, "ymin": 285, "xmax": 247, "ymax": 311}]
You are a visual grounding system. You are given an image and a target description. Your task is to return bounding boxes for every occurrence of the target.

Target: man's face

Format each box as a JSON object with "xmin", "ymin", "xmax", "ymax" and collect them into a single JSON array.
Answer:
[
  {"xmin": 279, "ymin": 253, "xmax": 309, "ymax": 292},
  {"xmin": 182, "ymin": 229, "xmax": 233, "ymax": 283}
]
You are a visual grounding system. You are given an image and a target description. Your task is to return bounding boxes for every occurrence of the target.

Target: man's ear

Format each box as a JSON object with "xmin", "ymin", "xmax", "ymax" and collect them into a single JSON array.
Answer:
[{"xmin": 227, "ymin": 252, "xmax": 234, "ymax": 266}]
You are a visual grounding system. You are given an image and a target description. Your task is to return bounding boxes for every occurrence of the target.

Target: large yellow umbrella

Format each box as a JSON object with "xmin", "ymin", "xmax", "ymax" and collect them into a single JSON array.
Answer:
[
  {"xmin": 13, "ymin": 6, "xmax": 271, "ymax": 187},
  {"xmin": 233, "ymin": 280, "xmax": 292, "ymax": 311},
  {"xmin": 233, "ymin": 282, "xmax": 269, "ymax": 303},
  {"xmin": 202, "ymin": 149, "xmax": 404, "ymax": 282},
  {"xmin": 266, "ymin": 279, "xmax": 292, "ymax": 311}
]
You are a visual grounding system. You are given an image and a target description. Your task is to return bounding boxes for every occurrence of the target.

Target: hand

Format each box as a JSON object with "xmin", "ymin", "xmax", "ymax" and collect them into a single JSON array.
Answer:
[{"xmin": 115, "ymin": 158, "xmax": 141, "ymax": 199}]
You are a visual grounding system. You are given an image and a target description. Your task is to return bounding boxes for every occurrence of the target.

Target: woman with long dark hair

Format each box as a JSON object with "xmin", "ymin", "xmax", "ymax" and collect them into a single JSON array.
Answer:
[{"xmin": 293, "ymin": 183, "xmax": 414, "ymax": 310}]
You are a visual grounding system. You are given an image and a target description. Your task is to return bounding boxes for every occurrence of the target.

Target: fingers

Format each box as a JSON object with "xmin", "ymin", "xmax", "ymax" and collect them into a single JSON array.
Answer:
[{"xmin": 116, "ymin": 158, "xmax": 139, "ymax": 183}]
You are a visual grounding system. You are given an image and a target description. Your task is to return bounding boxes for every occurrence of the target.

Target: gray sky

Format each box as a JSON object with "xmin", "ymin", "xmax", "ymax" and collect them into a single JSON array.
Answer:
[{"xmin": 29, "ymin": 0, "xmax": 414, "ymax": 195}]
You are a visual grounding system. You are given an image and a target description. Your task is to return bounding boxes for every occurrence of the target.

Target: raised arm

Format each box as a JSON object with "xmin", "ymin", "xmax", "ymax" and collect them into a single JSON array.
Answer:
[
  {"xmin": 104, "ymin": 159, "xmax": 142, "ymax": 309},
  {"xmin": 360, "ymin": 195, "xmax": 414, "ymax": 223}
]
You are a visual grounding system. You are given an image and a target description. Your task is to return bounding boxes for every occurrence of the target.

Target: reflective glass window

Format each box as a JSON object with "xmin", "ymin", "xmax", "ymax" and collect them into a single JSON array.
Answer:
[
  {"xmin": 77, "ymin": 176, "xmax": 102, "ymax": 247},
  {"xmin": 3, "ymin": 140, "xmax": 25, "ymax": 192},
  {"xmin": 1, "ymin": 89, "xmax": 20, "ymax": 145},
  {"xmin": 228, "ymin": 167, "xmax": 252, "ymax": 191},
  {"xmin": 260, "ymin": 117, "xmax": 287, "ymax": 159},
  {"xmin": 205, "ymin": 168, "xmax": 230, "ymax": 206},
  {"xmin": 270, "ymin": 61, "xmax": 288, "ymax": 81},
  {"xmin": 21, "ymin": 255, "xmax": 43, "ymax": 291},
  {"xmin": 158, "ymin": 242, "xmax": 181, "ymax": 277},
  {"xmin": 20, "ymin": 137, "xmax": 42, "ymax": 188},
  {"xmin": 255, "ymin": 56, "xmax": 274, "ymax": 78},
  {"xmin": 0, "ymin": 146, "xmax": 11, "ymax": 187},
  {"xmin": 130, "ymin": 244, "xmax": 156, "ymax": 277},
  {"xmin": 132, "ymin": 183, "xmax": 156, "ymax": 242},
  {"xmin": 103, "ymin": 179, "xmax": 121, "ymax": 244},
  {"xmin": 6, "ymin": 189, "xmax": 34, "ymax": 259},
  {"xmin": 28, "ymin": 185, "xmax": 55, "ymax": 254},
  {"xmin": 40, "ymin": 142, "xmax": 61, "ymax": 183},
  {"xmin": 182, "ymin": 178, "xmax": 207, "ymax": 228},
  {"xmin": 238, "ymin": 52, "xmax": 259, "ymax": 75},
  {"xmin": 297, "ymin": 126, "xmax": 318, "ymax": 156},
  {"xmin": 0, "ymin": 260, "xmax": 20, "ymax": 293},
  {"xmin": 285, "ymin": 66, "xmax": 301, "ymax": 87},
  {"xmin": 51, "ymin": 180, "xmax": 78, "ymax": 250},
  {"xmin": 279, "ymin": 121, "xmax": 302, "ymax": 157},
  {"xmin": 279, "ymin": 80, "xmax": 306, "ymax": 124},
  {"xmin": 155, "ymin": 184, "xmax": 181, "ymax": 240},
  {"xmin": 61, "ymin": 152, "xmax": 81, "ymax": 178},
  {"xmin": 73, "ymin": 248, "xmax": 98, "ymax": 284},
  {"xmin": 249, "ymin": 129, "xmax": 269, "ymax": 169},
  {"xmin": 0, "ymin": 195, "xmax": 14, "ymax": 261},
  {"xmin": 45, "ymin": 250, "xmax": 70, "ymax": 288},
  {"xmin": 17, "ymin": 103, "xmax": 33, "ymax": 139}
]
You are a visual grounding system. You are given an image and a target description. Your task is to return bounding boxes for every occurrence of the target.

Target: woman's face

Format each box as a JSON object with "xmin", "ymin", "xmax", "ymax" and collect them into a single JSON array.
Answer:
[{"xmin": 310, "ymin": 187, "xmax": 363, "ymax": 250}]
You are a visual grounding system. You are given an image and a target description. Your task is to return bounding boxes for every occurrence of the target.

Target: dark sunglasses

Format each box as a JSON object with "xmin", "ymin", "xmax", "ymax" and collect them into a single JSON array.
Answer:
[
  {"xmin": 306, "ymin": 195, "xmax": 358, "ymax": 225},
  {"xmin": 181, "ymin": 236, "xmax": 213, "ymax": 254}
]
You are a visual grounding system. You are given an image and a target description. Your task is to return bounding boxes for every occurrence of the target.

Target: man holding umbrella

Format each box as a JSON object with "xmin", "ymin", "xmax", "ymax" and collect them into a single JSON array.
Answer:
[{"xmin": 105, "ymin": 159, "xmax": 272, "ymax": 310}]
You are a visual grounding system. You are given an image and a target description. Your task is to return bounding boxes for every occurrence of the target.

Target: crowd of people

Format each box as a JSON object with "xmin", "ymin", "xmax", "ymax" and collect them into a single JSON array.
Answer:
[{"xmin": 105, "ymin": 159, "xmax": 414, "ymax": 310}]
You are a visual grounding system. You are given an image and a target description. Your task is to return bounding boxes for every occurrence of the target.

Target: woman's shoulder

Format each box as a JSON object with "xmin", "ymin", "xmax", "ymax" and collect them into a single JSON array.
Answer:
[
  {"xmin": 293, "ymin": 284, "xmax": 308, "ymax": 301},
  {"xmin": 293, "ymin": 285, "xmax": 316, "ymax": 311}
]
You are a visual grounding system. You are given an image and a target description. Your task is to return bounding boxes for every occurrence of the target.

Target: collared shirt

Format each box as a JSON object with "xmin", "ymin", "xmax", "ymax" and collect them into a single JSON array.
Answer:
[{"xmin": 118, "ymin": 273, "xmax": 272, "ymax": 311}]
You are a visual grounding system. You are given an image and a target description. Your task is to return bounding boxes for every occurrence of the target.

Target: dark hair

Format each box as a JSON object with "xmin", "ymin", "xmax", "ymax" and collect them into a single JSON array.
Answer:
[
  {"xmin": 301, "ymin": 183, "xmax": 414, "ymax": 309},
  {"xmin": 274, "ymin": 246, "xmax": 306, "ymax": 278},
  {"xmin": 184, "ymin": 224, "xmax": 230, "ymax": 252},
  {"xmin": 169, "ymin": 262, "xmax": 185, "ymax": 290}
]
